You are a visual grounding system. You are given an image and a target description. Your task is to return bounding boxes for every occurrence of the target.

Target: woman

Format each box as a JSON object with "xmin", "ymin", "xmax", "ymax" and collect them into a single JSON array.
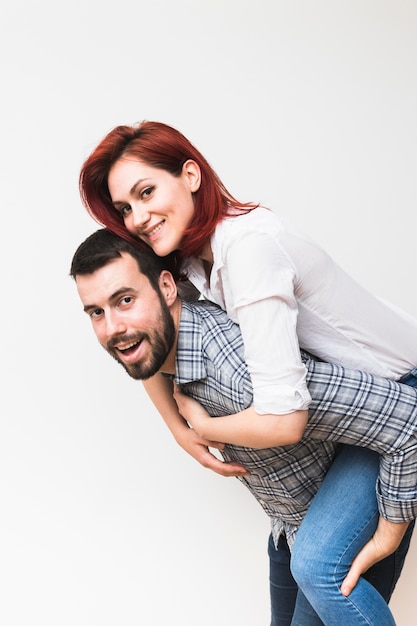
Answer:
[{"xmin": 79, "ymin": 120, "xmax": 417, "ymax": 625}]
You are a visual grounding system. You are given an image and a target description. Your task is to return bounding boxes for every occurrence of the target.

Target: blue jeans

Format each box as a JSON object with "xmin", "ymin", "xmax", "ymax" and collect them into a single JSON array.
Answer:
[
  {"xmin": 269, "ymin": 446, "xmax": 414, "ymax": 625},
  {"xmin": 268, "ymin": 369, "xmax": 417, "ymax": 625},
  {"xmin": 269, "ymin": 533, "xmax": 322, "ymax": 625}
]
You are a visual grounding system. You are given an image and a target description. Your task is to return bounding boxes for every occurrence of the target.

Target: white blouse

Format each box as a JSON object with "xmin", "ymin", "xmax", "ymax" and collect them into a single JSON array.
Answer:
[{"xmin": 182, "ymin": 207, "xmax": 417, "ymax": 414}]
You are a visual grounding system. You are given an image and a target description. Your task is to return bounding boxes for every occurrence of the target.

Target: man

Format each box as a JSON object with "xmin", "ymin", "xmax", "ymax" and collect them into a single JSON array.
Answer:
[{"xmin": 70, "ymin": 229, "xmax": 417, "ymax": 625}]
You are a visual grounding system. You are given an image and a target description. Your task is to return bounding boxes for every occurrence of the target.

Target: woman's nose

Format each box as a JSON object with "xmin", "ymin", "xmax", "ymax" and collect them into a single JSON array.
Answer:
[{"xmin": 130, "ymin": 203, "xmax": 150, "ymax": 228}]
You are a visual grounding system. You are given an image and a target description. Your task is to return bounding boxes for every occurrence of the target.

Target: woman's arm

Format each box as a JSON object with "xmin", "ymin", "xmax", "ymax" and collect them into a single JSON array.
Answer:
[
  {"xmin": 224, "ymin": 226, "xmax": 312, "ymax": 414},
  {"xmin": 173, "ymin": 385, "xmax": 308, "ymax": 448},
  {"xmin": 142, "ymin": 373, "xmax": 250, "ymax": 476}
]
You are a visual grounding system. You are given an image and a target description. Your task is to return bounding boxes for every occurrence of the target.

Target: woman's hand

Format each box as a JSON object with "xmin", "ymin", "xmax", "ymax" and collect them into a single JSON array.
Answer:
[{"xmin": 174, "ymin": 382, "xmax": 307, "ymax": 449}]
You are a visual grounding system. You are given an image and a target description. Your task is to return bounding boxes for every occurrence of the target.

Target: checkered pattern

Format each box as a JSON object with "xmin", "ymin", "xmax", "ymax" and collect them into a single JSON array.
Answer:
[
  {"xmin": 174, "ymin": 301, "xmax": 417, "ymax": 544},
  {"xmin": 305, "ymin": 360, "xmax": 417, "ymax": 521}
]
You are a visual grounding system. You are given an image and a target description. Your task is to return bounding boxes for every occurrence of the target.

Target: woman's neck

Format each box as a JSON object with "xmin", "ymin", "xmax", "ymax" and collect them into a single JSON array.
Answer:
[
  {"xmin": 199, "ymin": 242, "xmax": 213, "ymax": 264},
  {"xmin": 198, "ymin": 243, "xmax": 213, "ymax": 281}
]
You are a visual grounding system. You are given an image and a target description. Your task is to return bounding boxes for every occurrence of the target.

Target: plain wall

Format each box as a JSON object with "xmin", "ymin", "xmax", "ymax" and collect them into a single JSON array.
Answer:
[{"xmin": 1, "ymin": 1, "xmax": 416, "ymax": 624}]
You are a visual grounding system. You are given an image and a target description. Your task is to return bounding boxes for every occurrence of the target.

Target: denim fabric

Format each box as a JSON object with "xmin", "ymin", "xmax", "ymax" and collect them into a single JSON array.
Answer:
[
  {"xmin": 399, "ymin": 368, "xmax": 417, "ymax": 387},
  {"xmin": 290, "ymin": 446, "xmax": 396, "ymax": 625},
  {"xmin": 269, "ymin": 533, "xmax": 324, "ymax": 626},
  {"xmin": 269, "ymin": 445, "xmax": 415, "ymax": 624},
  {"xmin": 174, "ymin": 301, "xmax": 416, "ymax": 623},
  {"xmin": 268, "ymin": 368, "xmax": 417, "ymax": 625},
  {"xmin": 268, "ymin": 466, "xmax": 414, "ymax": 626}
]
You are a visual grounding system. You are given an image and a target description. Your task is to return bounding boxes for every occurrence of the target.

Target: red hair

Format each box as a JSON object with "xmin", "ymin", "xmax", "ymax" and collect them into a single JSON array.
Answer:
[{"xmin": 79, "ymin": 120, "xmax": 257, "ymax": 259}]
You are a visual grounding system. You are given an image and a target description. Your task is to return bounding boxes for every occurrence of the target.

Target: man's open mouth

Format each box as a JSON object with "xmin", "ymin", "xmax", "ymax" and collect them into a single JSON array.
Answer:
[{"xmin": 118, "ymin": 339, "xmax": 142, "ymax": 355}]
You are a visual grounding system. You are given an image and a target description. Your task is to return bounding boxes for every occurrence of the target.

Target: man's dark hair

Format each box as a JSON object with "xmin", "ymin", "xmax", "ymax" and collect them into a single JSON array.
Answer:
[{"xmin": 70, "ymin": 228, "xmax": 179, "ymax": 291}]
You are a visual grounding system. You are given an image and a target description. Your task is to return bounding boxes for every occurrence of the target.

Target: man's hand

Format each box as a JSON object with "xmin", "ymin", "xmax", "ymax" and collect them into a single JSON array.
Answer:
[
  {"xmin": 173, "ymin": 384, "xmax": 213, "ymax": 435},
  {"xmin": 341, "ymin": 517, "xmax": 409, "ymax": 596},
  {"xmin": 175, "ymin": 425, "xmax": 250, "ymax": 477},
  {"xmin": 173, "ymin": 385, "xmax": 249, "ymax": 476},
  {"xmin": 142, "ymin": 375, "xmax": 249, "ymax": 478}
]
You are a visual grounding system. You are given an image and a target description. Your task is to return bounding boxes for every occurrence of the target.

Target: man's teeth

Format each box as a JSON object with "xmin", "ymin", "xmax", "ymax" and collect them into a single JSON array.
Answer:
[{"xmin": 119, "ymin": 340, "xmax": 139, "ymax": 351}]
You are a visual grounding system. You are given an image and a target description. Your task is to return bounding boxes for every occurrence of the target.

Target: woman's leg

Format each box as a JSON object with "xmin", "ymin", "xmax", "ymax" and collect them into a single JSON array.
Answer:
[{"xmin": 290, "ymin": 446, "xmax": 396, "ymax": 625}]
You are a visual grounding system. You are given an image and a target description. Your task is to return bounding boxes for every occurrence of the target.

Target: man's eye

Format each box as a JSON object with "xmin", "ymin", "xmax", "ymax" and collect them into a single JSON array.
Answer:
[
  {"xmin": 121, "ymin": 296, "xmax": 133, "ymax": 305},
  {"xmin": 90, "ymin": 308, "xmax": 103, "ymax": 318}
]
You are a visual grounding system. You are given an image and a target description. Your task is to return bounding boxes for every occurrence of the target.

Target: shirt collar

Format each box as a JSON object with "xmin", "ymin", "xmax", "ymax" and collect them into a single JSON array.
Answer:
[{"xmin": 180, "ymin": 223, "xmax": 226, "ymax": 306}]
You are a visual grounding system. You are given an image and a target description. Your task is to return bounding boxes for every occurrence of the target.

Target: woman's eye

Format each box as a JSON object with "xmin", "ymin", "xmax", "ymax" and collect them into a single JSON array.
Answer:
[
  {"xmin": 141, "ymin": 186, "xmax": 154, "ymax": 199},
  {"xmin": 120, "ymin": 204, "xmax": 131, "ymax": 217}
]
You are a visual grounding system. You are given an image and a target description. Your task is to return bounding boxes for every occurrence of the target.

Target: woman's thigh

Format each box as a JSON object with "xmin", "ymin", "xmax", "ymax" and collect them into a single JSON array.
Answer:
[
  {"xmin": 290, "ymin": 445, "xmax": 396, "ymax": 625},
  {"xmin": 292, "ymin": 446, "xmax": 380, "ymax": 570}
]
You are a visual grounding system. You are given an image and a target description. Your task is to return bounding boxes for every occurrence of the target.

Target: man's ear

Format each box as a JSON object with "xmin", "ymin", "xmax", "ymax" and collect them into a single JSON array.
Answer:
[
  {"xmin": 182, "ymin": 159, "xmax": 201, "ymax": 192},
  {"xmin": 158, "ymin": 270, "xmax": 178, "ymax": 305}
]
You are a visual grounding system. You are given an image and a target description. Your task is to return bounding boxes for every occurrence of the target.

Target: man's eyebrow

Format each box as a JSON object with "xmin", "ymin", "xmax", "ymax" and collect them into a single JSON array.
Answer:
[{"xmin": 83, "ymin": 287, "xmax": 136, "ymax": 313}]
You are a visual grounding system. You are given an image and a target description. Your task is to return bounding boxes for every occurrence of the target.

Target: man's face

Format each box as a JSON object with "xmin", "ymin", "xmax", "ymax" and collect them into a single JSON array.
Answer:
[{"xmin": 76, "ymin": 253, "xmax": 175, "ymax": 379}]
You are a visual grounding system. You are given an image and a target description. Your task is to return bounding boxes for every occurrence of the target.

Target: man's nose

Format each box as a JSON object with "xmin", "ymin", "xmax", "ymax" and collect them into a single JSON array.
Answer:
[{"xmin": 105, "ymin": 311, "xmax": 127, "ymax": 338}]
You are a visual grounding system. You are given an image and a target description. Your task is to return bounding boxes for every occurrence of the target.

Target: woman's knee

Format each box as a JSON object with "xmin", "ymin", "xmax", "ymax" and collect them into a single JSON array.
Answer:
[
  {"xmin": 290, "ymin": 534, "xmax": 350, "ymax": 594},
  {"xmin": 291, "ymin": 540, "xmax": 329, "ymax": 588}
]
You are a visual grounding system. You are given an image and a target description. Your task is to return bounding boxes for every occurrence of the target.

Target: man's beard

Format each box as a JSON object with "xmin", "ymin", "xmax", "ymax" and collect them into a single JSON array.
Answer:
[{"xmin": 105, "ymin": 296, "xmax": 176, "ymax": 380}]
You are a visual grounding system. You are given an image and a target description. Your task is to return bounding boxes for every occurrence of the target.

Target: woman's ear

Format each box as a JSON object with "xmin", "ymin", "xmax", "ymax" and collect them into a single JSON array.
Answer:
[
  {"xmin": 158, "ymin": 270, "xmax": 178, "ymax": 306},
  {"xmin": 182, "ymin": 159, "xmax": 201, "ymax": 192}
]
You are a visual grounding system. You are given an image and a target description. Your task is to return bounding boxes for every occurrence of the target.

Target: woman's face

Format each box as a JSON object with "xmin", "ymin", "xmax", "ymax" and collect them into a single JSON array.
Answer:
[{"xmin": 108, "ymin": 157, "xmax": 201, "ymax": 257}]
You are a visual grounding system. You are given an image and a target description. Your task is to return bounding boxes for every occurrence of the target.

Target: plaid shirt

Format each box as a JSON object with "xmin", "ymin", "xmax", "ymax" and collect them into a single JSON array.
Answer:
[{"xmin": 174, "ymin": 301, "xmax": 417, "ymax": 546}]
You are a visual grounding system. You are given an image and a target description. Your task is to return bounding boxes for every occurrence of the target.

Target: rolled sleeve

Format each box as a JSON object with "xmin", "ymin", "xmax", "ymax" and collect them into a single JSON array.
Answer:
[
  {"xmin": 377, "ymin": 444, "xmax": 417, "ymax": 522},
  {"xmin": 253, "ymin": 382, "xmax": 311, "ymax": 414},
  {"xmin": 304, "ymin": 358, "xmax": 417, "ymax": 523}
]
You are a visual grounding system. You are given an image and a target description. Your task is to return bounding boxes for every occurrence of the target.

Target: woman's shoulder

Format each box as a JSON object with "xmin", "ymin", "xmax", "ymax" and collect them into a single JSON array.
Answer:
[
  {"xmin": 215, "ymin": 207, "xmax": 313, "ymax": 254},
  {"xmin": 218, "ymin": 206, "xmax": 285, "ymax": 237},
  {"xmin": 210, "ymin": 208, "xmax": 295, "ymax": 272}
]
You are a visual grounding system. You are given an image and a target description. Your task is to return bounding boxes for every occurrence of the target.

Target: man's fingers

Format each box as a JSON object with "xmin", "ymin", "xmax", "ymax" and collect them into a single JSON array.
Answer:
[
  {"xmin": 341, "ymin": 564, "xmax": 361, "ymax": 597},
  {"xmin": 181, "ymin": 428, "xmax": 249, "ymax": 477},
  {"xmin": 341, "ymin": 541, "xmax": 377, "ymax": 597},
  {"xmin": 205, "ymin": 440, "xmax": 226, "ymax": 451},
  {"xmin": 198, "ymin": 449, "xmax": 249, "ymax": 477}
]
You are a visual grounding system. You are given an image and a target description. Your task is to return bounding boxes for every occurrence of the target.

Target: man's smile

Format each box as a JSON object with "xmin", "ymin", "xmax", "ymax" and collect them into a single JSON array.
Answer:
[{"xmin": 108, "ymin": 335, "xmax": 147, "ymax": 363}]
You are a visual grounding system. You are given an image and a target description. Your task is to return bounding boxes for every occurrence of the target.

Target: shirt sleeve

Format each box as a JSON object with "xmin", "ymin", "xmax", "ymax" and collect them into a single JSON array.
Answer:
[
  {"xmin": 377, "ymin": 447, "xmax": 417, "ymax": 522},
  {"xmin": 303, "ymin": 358, "xmax": 417, "ymax": 522},
  {"xmin": 223, "ymin": 227, "xmax": 311, "ymax": 414}
]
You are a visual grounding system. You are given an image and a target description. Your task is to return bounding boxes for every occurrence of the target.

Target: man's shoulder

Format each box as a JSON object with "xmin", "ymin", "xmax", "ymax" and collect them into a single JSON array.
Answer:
[
  {"xmin": 182, "ymin": 299, "xmax": 231, "ymax": 321},
  {"xmin": 181, "ymin": 300, "xmax": 242, "ymax": 345}
]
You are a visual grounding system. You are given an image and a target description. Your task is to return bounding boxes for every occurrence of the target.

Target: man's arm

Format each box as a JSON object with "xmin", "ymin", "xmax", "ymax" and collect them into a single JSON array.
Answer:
[
  {"xmin": 143, "ymin": 374, "xmax": 250, "ymax": 477},
  {"xmin": 342, "ymin": 518, "xmax": 409, "ymax": 596},
  {"xmin": 175, "ymin": 358, "xmax": 417, "ymax": 521},
  {"xmin": 303, "ymin": 359, "xmax": 417, "ymax": 523}
]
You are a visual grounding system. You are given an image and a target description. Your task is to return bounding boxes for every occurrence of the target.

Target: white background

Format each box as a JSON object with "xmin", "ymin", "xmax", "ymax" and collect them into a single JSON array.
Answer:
[{"xmin": 1, "ymin": 1, "xmax": 416, "ymax": 624}]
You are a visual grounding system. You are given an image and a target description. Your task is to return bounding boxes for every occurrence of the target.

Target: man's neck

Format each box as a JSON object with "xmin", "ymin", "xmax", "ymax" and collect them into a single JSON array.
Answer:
[{"xmin": 159, "ymin": 299, "xmax": 182, "ymax": 376}]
